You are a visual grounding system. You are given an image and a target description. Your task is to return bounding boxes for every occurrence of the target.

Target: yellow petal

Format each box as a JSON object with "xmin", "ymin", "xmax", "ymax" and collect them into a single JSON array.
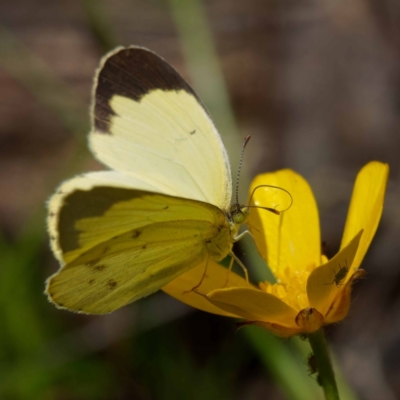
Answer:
[
  {"xmin": 340, "ymin": 161, "xmax": 389, "ymax": 270},
  {"xmin": 307, "ymin": 230, "xmax": 363, "ymax": 316},
  {"xmin": 325, "ymin": 269, "xmax": 366, "ymax": 324},
  {"xmin": 206, "ymin": 287, "xmax": 298, "ymax": 327},
  {"xmin": 162, "ymin": 259, "xmax": 249, "ymax": 317},
  {"xmin": 248, "ymin": 170, "xmax": 321, "ymax": 275}
]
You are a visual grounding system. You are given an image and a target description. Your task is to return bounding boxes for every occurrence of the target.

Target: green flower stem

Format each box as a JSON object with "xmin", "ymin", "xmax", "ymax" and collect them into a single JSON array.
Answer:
[{"xmin": 308, "ymin": 329, "xmax": 340, "ymax": 400}]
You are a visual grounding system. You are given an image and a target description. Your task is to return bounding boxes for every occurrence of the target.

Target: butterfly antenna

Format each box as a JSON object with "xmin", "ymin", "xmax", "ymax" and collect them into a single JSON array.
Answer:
[
  {"xmin": 247, "ymin": 185, "xmax": 293, "ymax": 214},
  {"xmin": 236, "ymin": 136, "xmax": 251, "ymax": 205}
]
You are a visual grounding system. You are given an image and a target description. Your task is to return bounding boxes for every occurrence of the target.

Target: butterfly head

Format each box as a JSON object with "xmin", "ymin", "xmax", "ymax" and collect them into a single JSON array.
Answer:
[
  {"xmin": 229, "ymin": 203, "xmax": 250, "ymax": 226},
  {"xmin": 226, "ymin": 203, "xmax": 250, "ymax": 241}
]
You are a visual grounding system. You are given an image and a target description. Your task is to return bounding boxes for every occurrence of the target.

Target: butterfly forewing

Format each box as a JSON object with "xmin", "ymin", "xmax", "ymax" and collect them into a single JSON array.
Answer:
[{"xmin": 90, "ymin": 47, "xmax": 232, "ymax": 210}]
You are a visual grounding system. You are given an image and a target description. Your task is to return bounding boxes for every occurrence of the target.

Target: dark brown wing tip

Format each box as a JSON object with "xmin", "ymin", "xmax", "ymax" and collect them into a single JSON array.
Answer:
[{"xmin": 91, "ymin": 46, "xmax": 199, "ymax": 134}]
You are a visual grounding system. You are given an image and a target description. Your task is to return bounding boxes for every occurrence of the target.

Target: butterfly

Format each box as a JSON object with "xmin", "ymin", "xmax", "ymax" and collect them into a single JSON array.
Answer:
[{"xmin": 46, "ymin": 46, "xmax": 258, "ymax": 314}]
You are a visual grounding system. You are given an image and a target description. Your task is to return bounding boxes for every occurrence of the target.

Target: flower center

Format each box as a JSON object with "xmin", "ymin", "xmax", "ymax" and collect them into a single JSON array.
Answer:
[{"xmin": 259, "ymin": 262, "xmax": 316, "ymax": 311}]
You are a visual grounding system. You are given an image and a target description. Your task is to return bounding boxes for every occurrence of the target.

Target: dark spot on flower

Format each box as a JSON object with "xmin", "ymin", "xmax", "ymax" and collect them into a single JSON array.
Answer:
[
  {"xmin": 94, "ymin": 265, "xmax": 106, "ymax": 272},
  {"xmin": 88, "ymin": 279, "xmax": 95, "ymax": 285}
]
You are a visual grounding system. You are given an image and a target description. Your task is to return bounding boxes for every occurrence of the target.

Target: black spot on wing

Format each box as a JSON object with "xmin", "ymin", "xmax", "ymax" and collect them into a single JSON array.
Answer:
[
  {"xmin": 88, "ymin": 279, "xmax": 95, "ymax": 285},
  {"xmin": 94, "ymin": 264, "xmax": 106, "ymax": 272},
  {"xmin": 85, "ymin": 259, "xmax": 100, "ymax": 267},
  {"xmin": 132, "ymin": 229, "xmax": 142, "ymax": 239},
  {"xmin": 107, "ymin": 279, "xmax": 117, "ymax": 289},
  {"xmin": 93, "ymin": 47, "xmax": 205, "ymax": 133}
]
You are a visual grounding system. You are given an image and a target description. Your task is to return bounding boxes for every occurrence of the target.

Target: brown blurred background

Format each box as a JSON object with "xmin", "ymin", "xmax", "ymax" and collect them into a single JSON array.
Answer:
[{"xmin": 0, "ymin": 0, "xmax": 399, "ymax": 399}]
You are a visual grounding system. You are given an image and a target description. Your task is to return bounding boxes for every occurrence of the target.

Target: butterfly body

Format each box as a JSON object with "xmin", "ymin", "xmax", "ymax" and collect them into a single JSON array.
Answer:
[{"xmin": 46, "ymin": 46, "xmax": 248, "ymax": 314}]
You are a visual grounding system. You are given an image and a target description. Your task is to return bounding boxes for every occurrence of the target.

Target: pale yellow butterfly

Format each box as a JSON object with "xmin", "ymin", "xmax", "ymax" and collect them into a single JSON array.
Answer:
[{"xmin": 46, "ymin": 46, "xmax": 256, "ymax": 314}]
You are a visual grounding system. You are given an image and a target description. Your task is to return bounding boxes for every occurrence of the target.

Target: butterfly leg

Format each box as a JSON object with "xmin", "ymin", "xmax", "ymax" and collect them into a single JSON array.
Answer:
[
  {"xmin": 223, "ymin": 256, "xmax": 235, "ymax": 288},
  {"xmin": 229, "ymin": 251, "xmax": 249, "ymax": 285},
  {"xmin": 183, "ymin": 255, "xmax": 210, "ymax": 294},
  {"xmin": 233, "ymin": 230, "xmax": 253, "ymax": 242}
]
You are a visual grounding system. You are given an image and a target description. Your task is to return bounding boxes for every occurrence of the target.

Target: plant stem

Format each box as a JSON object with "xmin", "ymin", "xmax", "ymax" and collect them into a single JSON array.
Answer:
[{"xmin": 308, "ymin": 329, "xmax": 340, "ymax": 400}]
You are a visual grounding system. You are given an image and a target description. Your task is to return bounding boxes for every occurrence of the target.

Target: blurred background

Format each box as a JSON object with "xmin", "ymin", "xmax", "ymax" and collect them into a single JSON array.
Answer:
[{"xmin": 0, "ymin": 0, "xmax": 399, "ymax": 399}]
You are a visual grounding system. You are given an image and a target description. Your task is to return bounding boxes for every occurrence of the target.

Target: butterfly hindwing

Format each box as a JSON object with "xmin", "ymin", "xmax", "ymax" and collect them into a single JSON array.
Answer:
[
  {"xmin": 90, "ymin": 46, "xmax": 232, "ymax": 209},
  {"xmin": 47, "ymin": 172, "xmax": 232, "ymax": 314},
  {"xmin": 47, "ymin": 221, "xmax": 209, "ymax": 314}
]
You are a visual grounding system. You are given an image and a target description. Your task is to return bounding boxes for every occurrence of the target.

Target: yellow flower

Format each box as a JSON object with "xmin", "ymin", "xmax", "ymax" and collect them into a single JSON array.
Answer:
[{"xmin": 163, "ymin": 162, "xmax": 389, "ymax": 337}]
